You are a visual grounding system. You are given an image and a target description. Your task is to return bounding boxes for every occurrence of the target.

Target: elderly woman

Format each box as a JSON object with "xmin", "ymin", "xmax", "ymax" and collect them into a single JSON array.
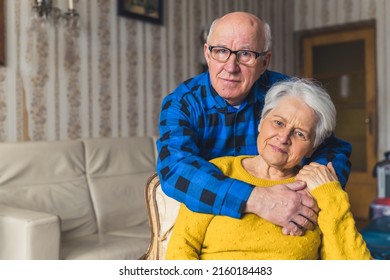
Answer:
[{"xmin": 165, "ymin": 78, "xmax": 371, "ymax": 260}]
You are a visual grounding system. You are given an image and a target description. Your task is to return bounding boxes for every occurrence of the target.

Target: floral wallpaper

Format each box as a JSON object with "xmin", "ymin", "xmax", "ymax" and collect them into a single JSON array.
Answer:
[{"xmin": 64, "ymin": 7, "xmax": 82, "ymax": 139}]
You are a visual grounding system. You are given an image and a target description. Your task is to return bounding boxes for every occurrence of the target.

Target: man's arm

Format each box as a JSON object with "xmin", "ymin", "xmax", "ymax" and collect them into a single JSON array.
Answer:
[
  {"xmin": 302, "ymin": 134, "xmax": 352, "ymax": 189},
  {"xmin": 157, "ymin": 93, "xmax": 253, "ymax": 218}
]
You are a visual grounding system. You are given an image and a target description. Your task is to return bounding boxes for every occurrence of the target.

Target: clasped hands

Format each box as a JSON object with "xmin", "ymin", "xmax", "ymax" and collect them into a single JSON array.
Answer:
[{"xmin": 245, "ymin": 162, "xmax": 338, "ymax": 236}]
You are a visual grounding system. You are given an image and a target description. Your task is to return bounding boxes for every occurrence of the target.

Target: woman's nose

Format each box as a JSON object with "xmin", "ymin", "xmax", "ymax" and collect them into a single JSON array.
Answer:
[{"xmin": 277, "ymin": 129, "xmax": 291, "ymax": 143}]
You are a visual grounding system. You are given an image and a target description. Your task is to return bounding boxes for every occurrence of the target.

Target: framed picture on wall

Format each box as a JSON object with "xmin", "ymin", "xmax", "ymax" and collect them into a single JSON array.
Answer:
[
  {"xmin": 118, "ymin": 0, "xmax": 163, "ymax": 25},
  {"xmin": 0, "ymin": 0, "xmax": 5, "ymax": 66}
]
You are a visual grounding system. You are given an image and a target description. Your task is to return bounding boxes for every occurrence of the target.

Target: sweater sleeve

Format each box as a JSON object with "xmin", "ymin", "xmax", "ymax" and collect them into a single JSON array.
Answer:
[
  {"xmin": 311, "ymin": 182, "xmax": 372, "ymax": 260},
  {"xmin": 165, "ymin": 203, "xmax": 215, "ymax": 260}
]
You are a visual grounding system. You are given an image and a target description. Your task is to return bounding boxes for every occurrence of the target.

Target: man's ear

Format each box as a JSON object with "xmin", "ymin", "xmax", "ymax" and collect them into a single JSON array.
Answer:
[
  {"xmin": 204, "ymin": 44, "xmax": 211, "ymax": 64},
  {"xmin": 262, "ymin": 51, "xmax": 272, "ymax": 68}
]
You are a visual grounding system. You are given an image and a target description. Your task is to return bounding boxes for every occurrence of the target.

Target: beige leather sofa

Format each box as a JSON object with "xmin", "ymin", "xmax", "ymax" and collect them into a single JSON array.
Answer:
[{"xmin": 0, "ymin": 136, "xmax": 156, "ymax": 260}]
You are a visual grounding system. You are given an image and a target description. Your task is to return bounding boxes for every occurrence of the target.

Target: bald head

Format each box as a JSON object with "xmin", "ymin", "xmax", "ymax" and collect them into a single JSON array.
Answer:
[{"xmin": 207, "ymin": 12, "xmax": 272, "ymax": 52}]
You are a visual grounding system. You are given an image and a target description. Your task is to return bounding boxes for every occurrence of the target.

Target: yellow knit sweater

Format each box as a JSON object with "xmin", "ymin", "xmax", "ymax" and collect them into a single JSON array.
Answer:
[{"xmin": 165, "ymin": 156, "xmax": 372, "ymax": 260}]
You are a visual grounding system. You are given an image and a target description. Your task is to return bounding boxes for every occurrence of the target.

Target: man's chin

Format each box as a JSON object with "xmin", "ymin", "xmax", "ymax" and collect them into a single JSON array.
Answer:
[{"xmin": 218, "ymin": 90, "xmax": 246, "ymax": 106}]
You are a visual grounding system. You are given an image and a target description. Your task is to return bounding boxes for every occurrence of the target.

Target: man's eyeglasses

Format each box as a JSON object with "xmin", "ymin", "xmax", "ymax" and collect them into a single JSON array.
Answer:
[{"xmin": 208, "ymin": 45, "xmax": 267, "ymax": 66}]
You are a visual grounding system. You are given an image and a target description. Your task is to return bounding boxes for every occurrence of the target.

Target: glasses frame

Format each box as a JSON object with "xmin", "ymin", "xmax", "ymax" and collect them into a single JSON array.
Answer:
[{"xmin": 208, "ymin": 45, "xmax": 268, "ymax": 66}]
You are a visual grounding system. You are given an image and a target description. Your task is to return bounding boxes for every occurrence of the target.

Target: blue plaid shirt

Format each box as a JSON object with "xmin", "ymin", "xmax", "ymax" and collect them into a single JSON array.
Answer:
[{"xmin": 157, "ymin": 70, "xmax": 352, "ymax": 218}]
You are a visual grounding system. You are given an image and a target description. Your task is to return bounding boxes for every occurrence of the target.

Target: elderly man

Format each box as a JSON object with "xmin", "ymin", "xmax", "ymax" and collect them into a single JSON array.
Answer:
[{"xmin": 156, "ymin": 12, "xmax": 351, "ymax": 235}]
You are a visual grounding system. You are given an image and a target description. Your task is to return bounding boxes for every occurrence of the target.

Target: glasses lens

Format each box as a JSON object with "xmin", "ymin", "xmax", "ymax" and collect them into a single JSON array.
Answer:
[
  {"xmin": 211, "ymin": 47, "xmax": 230, "ymax": 62},
  {"xmin": 237, "ymin": 51, "xmax": 256, "ymax": 65},
  {"xmin": 210, "ymin": 46, "xmax": 260, "ymax": 65}
]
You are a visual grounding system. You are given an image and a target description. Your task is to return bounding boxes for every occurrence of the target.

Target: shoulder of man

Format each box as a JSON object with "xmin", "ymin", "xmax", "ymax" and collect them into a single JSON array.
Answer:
[
  {"xmin": 168, "ymin": 72, "xmax": 209, "ymax": 98},
  {"xmin": 161, "ymin": 72, "xmax": 215, "ymax": 112},
  {"xmin": 259, "ymin": 69, "xmax": 290, "ymax": 89}
]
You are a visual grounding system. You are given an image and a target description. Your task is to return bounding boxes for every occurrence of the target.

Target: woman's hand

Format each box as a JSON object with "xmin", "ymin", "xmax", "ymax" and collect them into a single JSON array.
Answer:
[{"xmin": 296, "ymin": 162, "xmax": 338, "ymax": 191}]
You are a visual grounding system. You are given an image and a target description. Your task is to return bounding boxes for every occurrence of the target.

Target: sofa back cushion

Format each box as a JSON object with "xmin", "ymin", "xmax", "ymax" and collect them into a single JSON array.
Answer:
[
  {"xmin": 84, "ymin": 137, "xmax": 156, "ymax": 233},
  {"xmin": 0, "ymin": 140, "xmax": 97, "ymax": 241}
]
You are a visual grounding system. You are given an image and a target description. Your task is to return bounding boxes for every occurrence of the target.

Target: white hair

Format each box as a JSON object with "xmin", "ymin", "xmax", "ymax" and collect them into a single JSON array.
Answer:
[{"xmin": 262, "ymin": 78, "xmax": 336, "ymax": 148}]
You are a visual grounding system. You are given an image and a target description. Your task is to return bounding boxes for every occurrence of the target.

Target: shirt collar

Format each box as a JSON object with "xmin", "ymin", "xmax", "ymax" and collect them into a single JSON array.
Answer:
[{"xmin": 202, "ymin": 72, "xmax": 265, "ymax": 112}]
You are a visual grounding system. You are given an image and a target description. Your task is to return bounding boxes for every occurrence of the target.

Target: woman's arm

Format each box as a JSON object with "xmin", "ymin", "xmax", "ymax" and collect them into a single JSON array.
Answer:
[
  {"xmin": 165, "ymin": 203, "xmax": 214, "ymax": 260},
  {"xmin": 296, "ymin": 163, "xmax": 372, "ymax": 259},
  {"xmin": 314, "ymin": 182, "xmax": 371, "ymax": 259}
]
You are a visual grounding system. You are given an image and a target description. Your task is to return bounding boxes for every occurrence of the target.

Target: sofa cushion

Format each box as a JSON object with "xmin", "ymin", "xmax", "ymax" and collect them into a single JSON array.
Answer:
[
  {"xmin": 60, "ymin": 233, "xmax": 149, "ymax": 260},
  {"xmin": 106, "ymin": 220, "xmax": 150, "ymax": 238},
  {"xmin": 0, "ymin": 140, "xmax": 97, "ymax": 241},
  {"xmin": 84, "ymin": 137, "xmax": 156, "ymax": 233}
]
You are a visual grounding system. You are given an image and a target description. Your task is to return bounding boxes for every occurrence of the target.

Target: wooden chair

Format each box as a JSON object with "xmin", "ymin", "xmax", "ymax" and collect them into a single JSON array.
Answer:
[{"xmin": 143, "ymin": 173, "xmax": 180, "ymax": 260}]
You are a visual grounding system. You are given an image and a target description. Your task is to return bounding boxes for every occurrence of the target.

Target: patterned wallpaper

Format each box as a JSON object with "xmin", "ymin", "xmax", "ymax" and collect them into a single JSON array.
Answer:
[{"xmin": 5, "ymin": 0, "xmax": 389, "ymax": 160}]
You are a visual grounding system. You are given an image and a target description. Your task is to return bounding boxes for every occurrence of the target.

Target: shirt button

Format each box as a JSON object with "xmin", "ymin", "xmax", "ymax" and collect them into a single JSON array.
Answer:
[{"xmin": 236, "ymin": 147, "xmax": 241, "ymax": 153}]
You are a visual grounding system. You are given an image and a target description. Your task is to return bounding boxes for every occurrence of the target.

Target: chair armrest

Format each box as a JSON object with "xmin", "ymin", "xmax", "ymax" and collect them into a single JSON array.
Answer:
[
  {"xmin": 143, "ymin": 173, "xmax": 180, "ymax": 260},
  {"xmin": 0, "ymin": 204, "xmax": 61, "ymax": 259}
]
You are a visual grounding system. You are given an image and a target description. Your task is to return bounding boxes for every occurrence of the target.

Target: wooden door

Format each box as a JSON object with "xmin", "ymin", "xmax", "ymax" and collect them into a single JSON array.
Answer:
[{"xmin": 300, "ymin": 23, "xmax": 377, "ymax": 222}]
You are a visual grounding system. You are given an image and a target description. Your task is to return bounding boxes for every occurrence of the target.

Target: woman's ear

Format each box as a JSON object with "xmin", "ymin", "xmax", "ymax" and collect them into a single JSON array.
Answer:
[
  {"xmin": 258, "ymin": 118, "xmax": 264, "ymax": 132},
  {"xmin": 258, "ymin": 112, "xmax": 269, "ymax": 132},
  {"xmin": 305, "ymin": 146, "xmax": 316, "ymax": 158}
]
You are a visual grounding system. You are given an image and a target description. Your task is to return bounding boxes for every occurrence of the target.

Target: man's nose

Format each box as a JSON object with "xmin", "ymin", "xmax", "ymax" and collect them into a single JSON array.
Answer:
[{"xmin": 224, "ymin": 53, "xmax": 240, "ymax": 71}]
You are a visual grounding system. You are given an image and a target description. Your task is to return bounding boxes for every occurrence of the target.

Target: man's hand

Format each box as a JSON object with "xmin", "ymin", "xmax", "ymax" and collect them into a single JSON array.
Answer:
[{"xmin": 244, "ymin": 181, "xmax": 319, "ymax": 236}]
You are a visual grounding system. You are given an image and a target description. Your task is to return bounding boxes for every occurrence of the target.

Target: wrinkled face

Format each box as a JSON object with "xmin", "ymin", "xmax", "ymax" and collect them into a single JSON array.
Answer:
[
  {"xmin": 204, "ymin": 13, "xmax": 271, "ymax": 106},
  {"xmin": 257, "ymin": 96, "xmax": 317, "ymax": 170}
]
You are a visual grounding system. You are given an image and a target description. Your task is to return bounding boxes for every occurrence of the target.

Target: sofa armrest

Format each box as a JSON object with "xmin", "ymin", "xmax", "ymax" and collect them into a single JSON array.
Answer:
[{"xmin": 0, "ymin": 204, "xmax": 61, "ymax": 259}]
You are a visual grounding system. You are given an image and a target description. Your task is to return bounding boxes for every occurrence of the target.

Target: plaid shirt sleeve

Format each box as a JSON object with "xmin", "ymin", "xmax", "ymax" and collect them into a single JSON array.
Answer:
[
  {"xmin": 302, "ymin": 134, "xmax": 352, "ymax": 188},
  {"xmin": 156, "ymin": 86, "xmax": 253, "ymax": 218}
]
